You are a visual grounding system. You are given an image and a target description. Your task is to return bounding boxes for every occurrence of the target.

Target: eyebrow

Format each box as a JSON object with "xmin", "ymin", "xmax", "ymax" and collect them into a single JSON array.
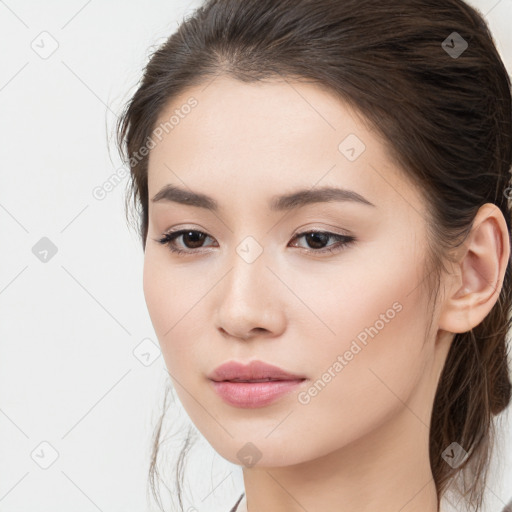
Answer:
[{"xmin": 151, "ymin": 184, "xmax": 376, "ymax": 212}]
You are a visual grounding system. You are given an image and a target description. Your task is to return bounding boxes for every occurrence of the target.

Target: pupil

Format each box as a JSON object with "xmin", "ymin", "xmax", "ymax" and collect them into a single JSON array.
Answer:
[
  {"xmin": 184, "ymin": 231, "xmax": 205, "ymax": 248},
  {"xmin": 307, "ymin": 232, "xmax": 327, "ymax": 249}
]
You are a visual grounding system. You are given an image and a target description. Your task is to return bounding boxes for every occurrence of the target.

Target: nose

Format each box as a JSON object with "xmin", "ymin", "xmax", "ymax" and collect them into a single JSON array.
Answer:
[{"xmin": 214, "ymin": 249, "xmax": 286, "ymax": 342}]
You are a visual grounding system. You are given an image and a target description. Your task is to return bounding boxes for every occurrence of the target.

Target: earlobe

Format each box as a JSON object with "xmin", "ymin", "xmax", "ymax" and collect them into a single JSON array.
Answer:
[{"xmin": 438, "ymin": 204, "xmax": 510, "ymax": 334}]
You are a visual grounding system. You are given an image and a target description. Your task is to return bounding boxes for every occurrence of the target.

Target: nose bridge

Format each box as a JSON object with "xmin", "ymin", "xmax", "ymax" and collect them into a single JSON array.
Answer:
[{"xmin": 225, "ymin": 233, "xmax": 270, "ymax": 305}]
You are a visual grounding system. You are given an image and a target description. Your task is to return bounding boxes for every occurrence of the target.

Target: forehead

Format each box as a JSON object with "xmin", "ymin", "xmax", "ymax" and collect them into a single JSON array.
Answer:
[
  {"xmin": 146, "ymin": 76, "xmax": 425, "ymax": 217},
  {"xmin": 149, "ymin": 76, "xmax": 367, "ymax": 160}
]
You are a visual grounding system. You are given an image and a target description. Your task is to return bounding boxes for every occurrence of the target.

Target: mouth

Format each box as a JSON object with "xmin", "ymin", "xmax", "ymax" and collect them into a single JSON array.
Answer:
[{"xmin": 207, "ymin": 360, "xmax": 307, "ymax": 408}]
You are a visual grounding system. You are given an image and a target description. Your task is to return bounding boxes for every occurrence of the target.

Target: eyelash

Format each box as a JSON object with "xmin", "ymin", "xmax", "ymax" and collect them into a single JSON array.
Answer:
[{"xmin": 154, "ymin": 228, "xmax": 356, "ymax": 257}]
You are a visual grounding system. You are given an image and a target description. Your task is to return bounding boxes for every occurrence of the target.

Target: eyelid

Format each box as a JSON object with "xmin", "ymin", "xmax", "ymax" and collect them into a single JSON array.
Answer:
[
  {"xmin": 160, "ymin": 222, "xmax": 352, "ymax": 236},
  {"xmin": 291, "ymin": 224, "xmax": 353, "ymax": 238}
]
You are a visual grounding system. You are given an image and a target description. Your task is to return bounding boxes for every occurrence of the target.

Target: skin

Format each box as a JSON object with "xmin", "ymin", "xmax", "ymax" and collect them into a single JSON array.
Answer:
[{"xmin": 143, "ymin": 76, "xmax": 510, "ymax": 512}]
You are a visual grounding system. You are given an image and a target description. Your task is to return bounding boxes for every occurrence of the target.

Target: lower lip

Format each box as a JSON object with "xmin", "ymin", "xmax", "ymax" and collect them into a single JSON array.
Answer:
[{"xmin": 210, "ymin": 379, "xmax": 306, "ymax": 408}]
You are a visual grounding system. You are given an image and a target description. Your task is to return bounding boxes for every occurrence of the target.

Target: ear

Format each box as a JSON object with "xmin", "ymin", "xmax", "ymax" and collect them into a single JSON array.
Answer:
[{"xmin": 438, "ymin": 204, "xmax": 511, "ymax": 334}]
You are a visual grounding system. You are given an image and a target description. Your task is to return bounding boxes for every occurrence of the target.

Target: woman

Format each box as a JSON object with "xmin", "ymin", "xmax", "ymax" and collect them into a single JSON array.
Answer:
[{"xmin": 115, "ymin": 0, "xmax": 512, "ymax": 511}]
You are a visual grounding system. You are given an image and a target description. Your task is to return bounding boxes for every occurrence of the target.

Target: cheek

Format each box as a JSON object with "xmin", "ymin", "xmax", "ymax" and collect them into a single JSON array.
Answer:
[
  {"xmin": 142, "ymin": 250, "xmax": 169, "ymax": 337},
  {"xmin": 143, "ymin": 252, "xmax": 184, "ymax": 362},
  {"xmin": 142, "ymin": 250, "xmax": 211, "ymax": 374},
  {"xmin": 295, "ymin": 249, "xmax": 431, "ymax": 441}
]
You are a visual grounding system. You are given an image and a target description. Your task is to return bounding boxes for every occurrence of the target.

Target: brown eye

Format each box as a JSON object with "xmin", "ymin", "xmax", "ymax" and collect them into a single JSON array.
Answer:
[
  {"xmin": 156, "ymin": 229, "xmax": 215, "ymax": 255},
  {"xmin": 302, "ymin": 232, "xmax": 330, "ymax": 249},
  {"xmin": 179, "ymin": 230, "xmax": 208, "ymax": 249},
  {"xmin": 290, "ymin": 230, "xmax": 356, "ymax": 255}
]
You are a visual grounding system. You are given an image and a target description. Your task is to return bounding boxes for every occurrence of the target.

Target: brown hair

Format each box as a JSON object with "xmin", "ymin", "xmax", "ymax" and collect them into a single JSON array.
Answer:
[{"xmin": 115, "ymin": 0, "xmax": 512, "ymax": 510}]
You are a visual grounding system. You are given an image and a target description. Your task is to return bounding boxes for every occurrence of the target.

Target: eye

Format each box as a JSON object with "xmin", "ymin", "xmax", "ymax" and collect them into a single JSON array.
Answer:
[
  {"xmin": 155, "ymin": 229, "xmax": 217, "ymax": 255},
  {"xmin": 290, "ymin": 230, "xmax": 356, "ymax": 255},
  {"xmin": 154, "ymin": 229, "xmax": 356, "ymax": 256}
]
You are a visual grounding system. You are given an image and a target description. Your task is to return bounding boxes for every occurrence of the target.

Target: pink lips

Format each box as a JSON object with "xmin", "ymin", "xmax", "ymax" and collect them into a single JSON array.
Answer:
[{"xmin": 208, "ymin": 360, "xmax": 307, "ymax": 408}]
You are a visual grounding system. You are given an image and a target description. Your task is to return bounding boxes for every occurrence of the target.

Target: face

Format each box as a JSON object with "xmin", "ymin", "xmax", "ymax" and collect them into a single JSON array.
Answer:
[{"xmin": 143, "ymin": 76, "xmax": 441, "ymax": 468}]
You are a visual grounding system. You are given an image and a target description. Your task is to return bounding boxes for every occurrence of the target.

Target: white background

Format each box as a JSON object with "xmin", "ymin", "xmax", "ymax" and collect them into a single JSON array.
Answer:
[{"xmin": 0, "ymin": 1, "xmax": 511, "ymax": 511}]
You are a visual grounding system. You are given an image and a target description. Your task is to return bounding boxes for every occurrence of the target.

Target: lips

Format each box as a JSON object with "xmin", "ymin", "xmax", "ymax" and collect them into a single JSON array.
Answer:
[{"xmin": 208, "ymin": 360, "xmax": 306, "ymax": 383}]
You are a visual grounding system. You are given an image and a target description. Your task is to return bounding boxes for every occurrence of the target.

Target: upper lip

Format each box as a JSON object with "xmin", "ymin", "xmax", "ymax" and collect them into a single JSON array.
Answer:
[{"xmin": 208, "ymin": 360, "xmax": 306, "ymax": 382}]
